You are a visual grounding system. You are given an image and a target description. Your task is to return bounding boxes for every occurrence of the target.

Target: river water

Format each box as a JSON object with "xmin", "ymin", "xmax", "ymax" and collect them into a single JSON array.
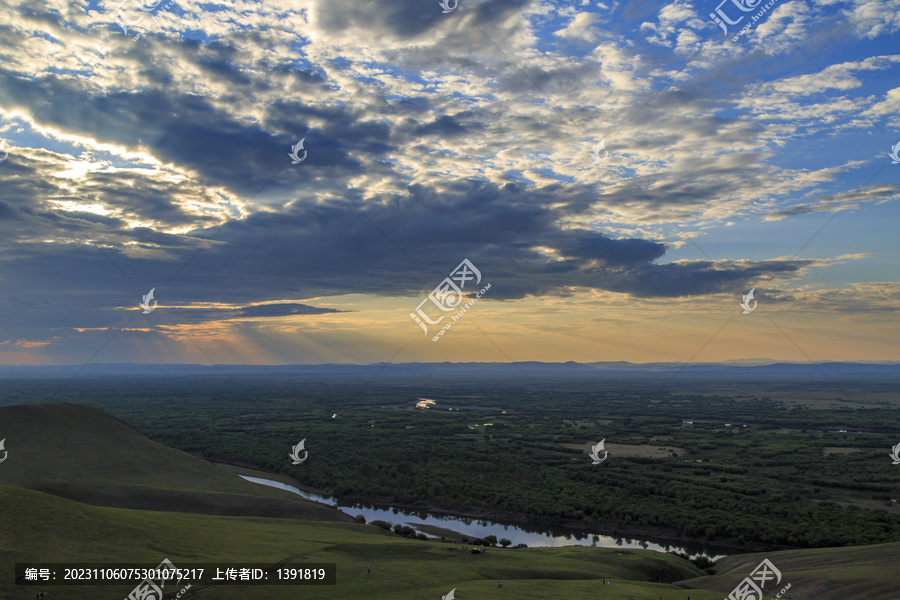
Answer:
[{"xmin": 239, "ymin": 475, "xmax": 729, "ymax": 559}]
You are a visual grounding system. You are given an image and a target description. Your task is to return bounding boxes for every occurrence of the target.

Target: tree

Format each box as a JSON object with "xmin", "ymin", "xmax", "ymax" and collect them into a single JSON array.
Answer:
[{"xmin": 499, "ymin": 538, "xmax": 512, "ymax": 547}]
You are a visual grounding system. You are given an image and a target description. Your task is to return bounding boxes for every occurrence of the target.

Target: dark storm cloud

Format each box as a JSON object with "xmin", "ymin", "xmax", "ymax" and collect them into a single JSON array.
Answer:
[
  {"xmin": 595, "ymin": 260, "xmax": 803, "ymax": 299},
  {"xmin": 0, "ymin": 171, "xmax": 813, "ymax": 344},
  {"xmin": 765, "ymin": 203, "xmax": 834, "ymax": 220},
  {"xmin": 0, "ymin": 65, "xmax": 422, "ymax": 201},
  {"xmin": 765, "ymin": 184, "xmax": 900, "ymax": 221},
  {"xmin": 414, "ymin": 115, "xmax": 469, "ymax": 137},
  {"xmin": 107, "ymin": 303, "xmax": 348, "ymax": 326},
  {"xmin": 135, "ymin": 179, "xmax": 813, "ymax": 304},
  {"xmin": 472, "ymin": 0, "xmax": 534, "ymax": 23},
  {"xmin": 315, "ymin": 0, "xmax": 437, "ymax": 38},
  {"xmin": 235, "ymin": 303, "xmax": 346, "ymax": 317},
  {"xmin": 314, "ymin": 0, "xmax": 534, "ymax": 38},
  {"xmin": 559, "ymin": 235, "xmax": 667, "ymax": 266},
  {"xmin": 0, "ymin": 59, "xmax": 345, "ymax": 197}
]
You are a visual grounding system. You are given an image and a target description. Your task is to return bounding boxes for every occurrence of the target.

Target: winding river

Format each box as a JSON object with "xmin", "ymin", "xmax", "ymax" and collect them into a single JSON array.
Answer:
[{"xmin": 239, "ymin": 475, "xmax": 729, "ymax": 559}]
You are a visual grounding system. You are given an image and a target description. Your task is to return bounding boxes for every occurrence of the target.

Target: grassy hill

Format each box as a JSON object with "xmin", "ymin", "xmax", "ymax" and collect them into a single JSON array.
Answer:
[
  {"xmin": 0, "ymin": 402, "xmax": 350, "ymax": 520},
  {"xmin": 0, "ymin": 484, "xmax": 712, "ymax": 600},
  {"xmin": 680, "ymin": 542, "xmax": 900, "ymax": 600}
]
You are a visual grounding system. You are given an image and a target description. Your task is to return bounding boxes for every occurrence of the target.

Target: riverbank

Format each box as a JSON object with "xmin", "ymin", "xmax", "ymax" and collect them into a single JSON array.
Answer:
[
  {"xmin": 208, "ymin": 457, "xmax": 759, "ymax": 555},
  {"xmin": 213, "ymin": 459, "xmax": 327, "ymax": 495}
]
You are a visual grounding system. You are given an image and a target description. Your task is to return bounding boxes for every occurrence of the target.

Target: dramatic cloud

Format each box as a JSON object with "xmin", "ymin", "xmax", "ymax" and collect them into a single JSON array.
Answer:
[
  {"xmin": 235, "ymin": 303, "xmax": 346, "ymax": 318},
  {"xmin": 0, "ymin": 0, "xmax": 897, "ymax": 364}
]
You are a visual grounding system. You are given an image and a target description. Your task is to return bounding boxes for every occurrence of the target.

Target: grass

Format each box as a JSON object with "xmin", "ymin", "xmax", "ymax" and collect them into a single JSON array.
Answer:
[
  {"xmin": 0, "ymin": 402, "xmax": 350, "ymax": 521},
  {"xmin": 7, "ymin": 481, "xmax": 900, "ymax": 599},
  {"xmin": 0, "ymin": 485, "xmax": 714, "ymax": 600},
  {"xmin": 682, "ymin": 541, "xmax": 900, "ymax": 600}
]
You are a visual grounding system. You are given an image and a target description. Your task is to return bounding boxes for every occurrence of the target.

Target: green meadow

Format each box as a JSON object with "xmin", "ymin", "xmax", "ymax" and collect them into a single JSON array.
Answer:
[
  {"xmin": 0, "ymin": 484, "xmax": 718, "ymax": 600},
  {"xmin": 5, "ymin": 479, "xmax": 900, "ymax": 599}
]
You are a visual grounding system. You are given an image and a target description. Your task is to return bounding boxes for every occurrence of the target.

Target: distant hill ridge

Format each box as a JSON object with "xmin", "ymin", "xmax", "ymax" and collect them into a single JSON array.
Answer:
[{"xmin": 0, "ymin": 360, "xmax": 898, "ymax": 377}]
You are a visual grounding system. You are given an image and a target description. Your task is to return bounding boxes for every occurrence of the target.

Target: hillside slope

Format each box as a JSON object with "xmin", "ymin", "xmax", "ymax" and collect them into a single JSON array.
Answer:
[
  {"xmin": 0, "ymin": 402, "xmax": 349, "ymax": 521},
  {"xmin": 682, "ymin": 542, "xmax": 900, "ymax": 600},
  {"xmin": 0, "ymin": 484, "xmax": 712, "ymax": 600}
]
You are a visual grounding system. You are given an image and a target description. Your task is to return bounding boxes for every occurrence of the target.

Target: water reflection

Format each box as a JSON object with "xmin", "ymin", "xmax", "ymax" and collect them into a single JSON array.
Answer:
[{"xmin": 239, "ymin": 475, "xmax": 728, "ymax": 559}]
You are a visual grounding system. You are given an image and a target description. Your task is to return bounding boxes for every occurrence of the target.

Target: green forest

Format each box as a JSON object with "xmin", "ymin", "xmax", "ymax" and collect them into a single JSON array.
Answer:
[{"xmin": 5, "ymin": 373, "xmax": 899, "ymax": 551}]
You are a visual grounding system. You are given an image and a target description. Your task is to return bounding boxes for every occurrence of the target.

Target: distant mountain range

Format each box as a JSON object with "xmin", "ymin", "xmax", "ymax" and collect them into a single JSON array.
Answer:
[{"xmin": 0, "ymin": 360, "xmax": 898, "ymax": 377}]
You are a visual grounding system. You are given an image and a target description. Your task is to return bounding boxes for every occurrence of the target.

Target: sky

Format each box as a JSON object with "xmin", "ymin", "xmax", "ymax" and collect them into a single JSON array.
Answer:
[{"xmin": 0, "ymin": 0, "xmax": 898, "ymax": 366}]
